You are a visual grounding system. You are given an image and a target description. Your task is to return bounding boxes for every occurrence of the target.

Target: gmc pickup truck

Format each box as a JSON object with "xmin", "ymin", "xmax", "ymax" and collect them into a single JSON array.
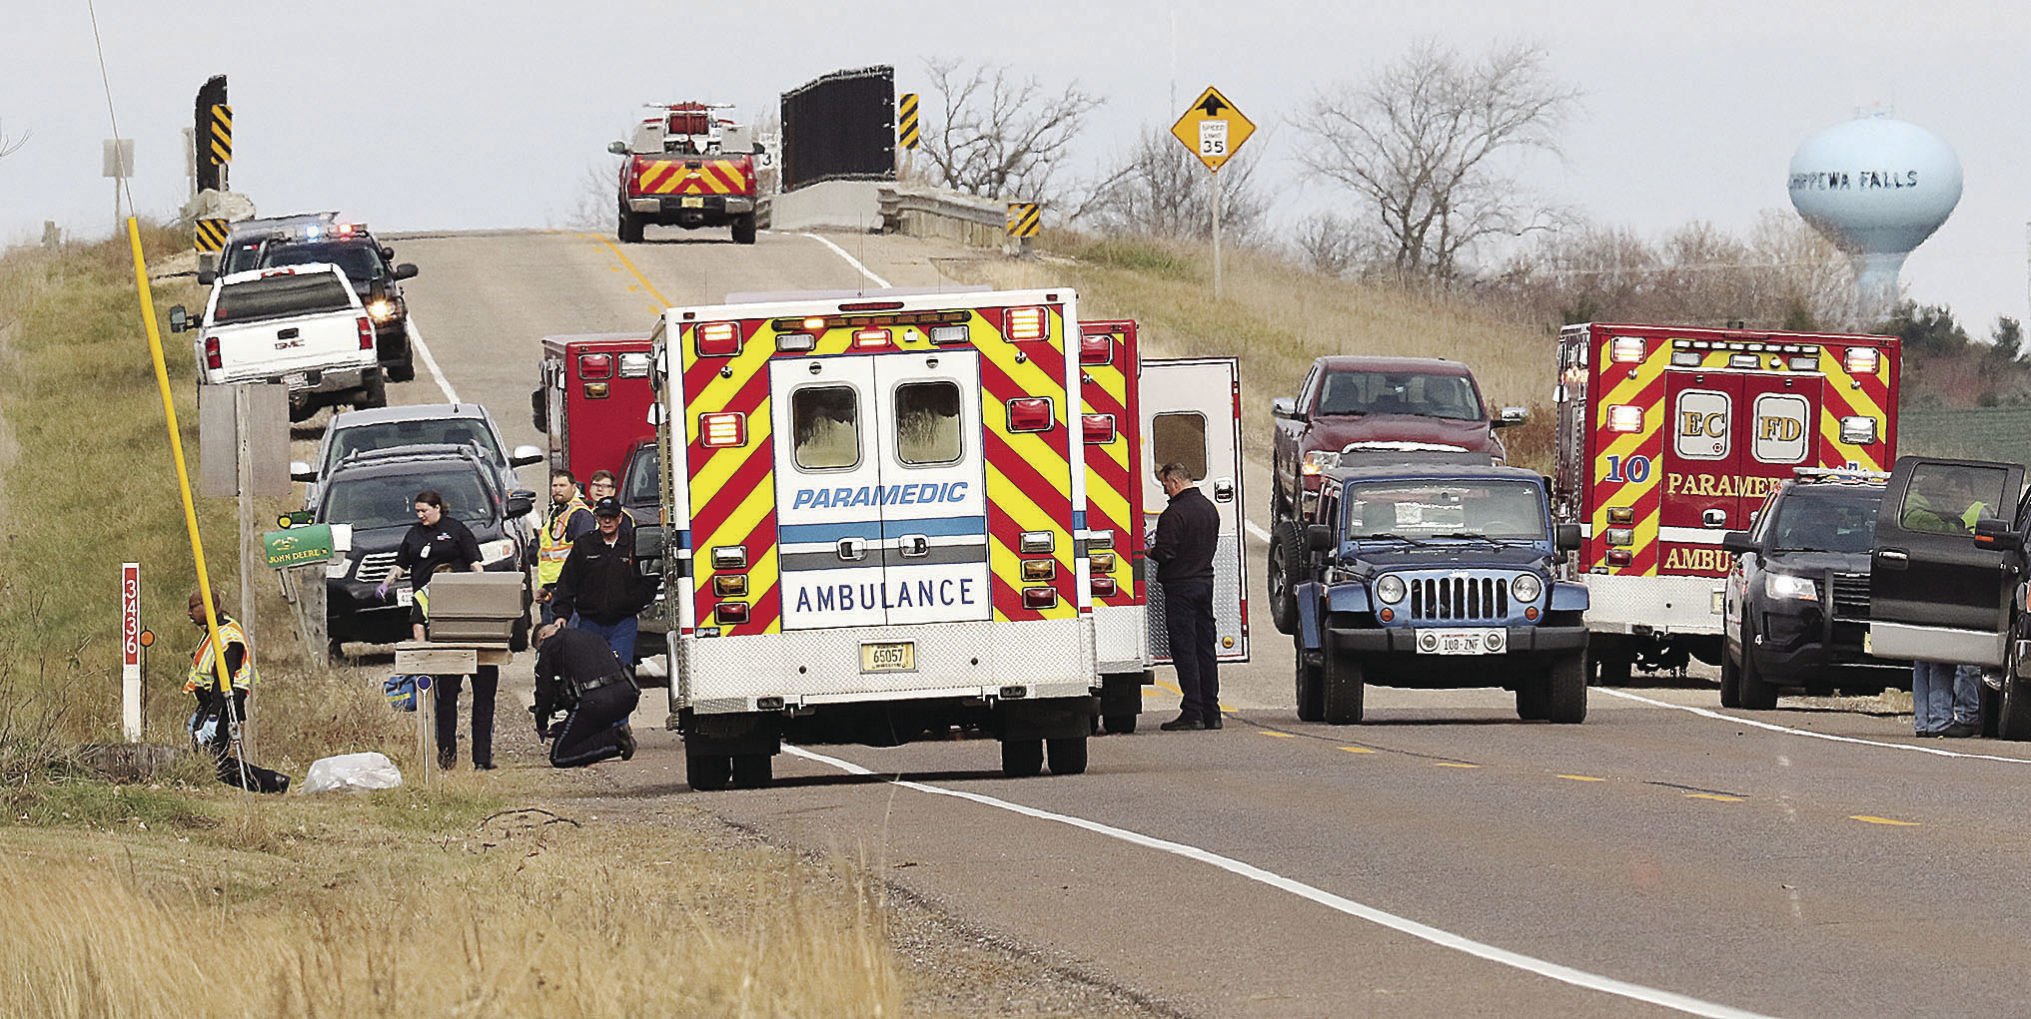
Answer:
[{"xmin": 170, "ymin": 264, "xmax": 386, "ymax": 422}]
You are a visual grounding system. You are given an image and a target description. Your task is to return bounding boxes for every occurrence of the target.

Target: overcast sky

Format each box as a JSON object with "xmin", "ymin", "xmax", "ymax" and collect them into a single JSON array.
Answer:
[{"xmin": 7, "ymin": 1, "xmax": 2026, "ymax": 332}]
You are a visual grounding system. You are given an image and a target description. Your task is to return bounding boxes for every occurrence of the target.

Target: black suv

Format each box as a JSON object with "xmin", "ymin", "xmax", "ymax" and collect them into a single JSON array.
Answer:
[
  {"xmin": 318, "ymin": 444, "xmax": 535, "ymax": 654},
  {"xmin": 1719, "ymin": 471, "xmax": 1905, "ymax": 709}
]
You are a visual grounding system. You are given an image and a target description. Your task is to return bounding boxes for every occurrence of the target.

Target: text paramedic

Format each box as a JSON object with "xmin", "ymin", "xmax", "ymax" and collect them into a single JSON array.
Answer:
[{"xmin": 792, "ymin": 481, "xmax": 969, "ymax": 510}]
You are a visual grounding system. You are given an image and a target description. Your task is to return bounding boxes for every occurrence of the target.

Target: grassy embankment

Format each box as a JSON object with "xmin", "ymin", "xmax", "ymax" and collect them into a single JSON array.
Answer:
[
  {"xmin": 0, "ymin": 232, "xmax": 900, "ymax": 1015},
  {"xmin": 958, "ymin": 234, "xmax": 1558, "ymax": 471}
]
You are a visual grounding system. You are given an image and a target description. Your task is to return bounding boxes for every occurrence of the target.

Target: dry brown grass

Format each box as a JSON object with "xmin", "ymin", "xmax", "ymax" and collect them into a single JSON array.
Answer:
[{"xmin": 952, "ymin": 234, "xmax": 1557, "ymax": 468}]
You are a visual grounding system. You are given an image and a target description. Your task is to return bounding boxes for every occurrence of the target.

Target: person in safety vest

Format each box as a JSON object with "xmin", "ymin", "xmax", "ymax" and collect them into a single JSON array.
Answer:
[
  {"xmin": 184, "ymin": 589, "xmax": 289, "ymax": 793},
  {"xmin": 536, "ymin": 469, "xmax": 596, "ymax": 625}
]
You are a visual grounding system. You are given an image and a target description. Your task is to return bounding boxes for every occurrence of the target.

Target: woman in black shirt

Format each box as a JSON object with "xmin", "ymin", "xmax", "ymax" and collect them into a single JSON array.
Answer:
[{"xmin": 379, "ymin": 489, "xmax": 496, "ymax": 769}]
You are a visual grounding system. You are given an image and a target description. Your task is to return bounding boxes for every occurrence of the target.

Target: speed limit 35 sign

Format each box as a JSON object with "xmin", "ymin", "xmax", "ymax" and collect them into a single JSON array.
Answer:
[{"xmin": 1170, "ymin": 86, "xmax": 1255, "ymax": 173}]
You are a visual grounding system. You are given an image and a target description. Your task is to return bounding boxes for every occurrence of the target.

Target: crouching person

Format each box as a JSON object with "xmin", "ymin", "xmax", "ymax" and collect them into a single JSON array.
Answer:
[{"xmin": 532, "ymin": 621, "xmax": 639, "ymax": 767}]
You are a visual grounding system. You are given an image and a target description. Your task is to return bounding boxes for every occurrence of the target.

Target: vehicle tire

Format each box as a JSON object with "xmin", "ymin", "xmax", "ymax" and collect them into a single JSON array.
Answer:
[
  {"xmin": 1046, "ymin": 736, "xmax": 1088, "ymax": 775},
  {"xmin": 731, "ymin": 213, "xmax": 758, "ymax": 245},
  {"xmin": 1321, "ymin": 650, "xmax": 1364, "ymax": 725},
  {"xmin": 731, "ymin": 753, "xmax": 773, "ymax": 789},
  {"xmin": 1719, "ymin": 647, "xmax": 1743, "ymax": 708},
  {"xmin": 1516, "ymin": 679, "xmax": 1550, "ymax": 721},
  {"xmin": 618, "ymin": 206, "xmax": 644, "ymax": 243},
  {"xmin": 1982, "ymin": 682, "xmax": 2004, "ymax": 739},
  {"xmin": 1268, "ymin": 521, "xmax": 1301, "ymax": 635},
  {"xmin": 686, "ymin": 751, "xmax": 732, "ymax": 791},
  {"xmin": 1101, "ymin": 713, "xmax": 1137, "ymax": 735},
  {"xmin": 1737, "ymin": 640, "xmax": 1779, "ymax": 710},
  {"xmin": 1000, "ymin": 738, "xmax": 1044, "ymax": 778},
  {"xmin": 288, "ymin": 399, "xmax": 318, "ymax": 424},
  {"xmin": 1546, "ymin": 651, "xmax": 1588, "ymax": 724},
  {"xmin": 357, "ymin": 374, "xmax": 388, "ymax": 411},
  {"xmin": 1294, "ymin": 638, "xmax": 1324, "ymax": 722},
  {"xmin": 2000, "ymin": 661, "xmax": 2031, "ymax": 742},
  {"xmin": 388, "ymin": 352, "xmax": 415, "ymax": 384}
]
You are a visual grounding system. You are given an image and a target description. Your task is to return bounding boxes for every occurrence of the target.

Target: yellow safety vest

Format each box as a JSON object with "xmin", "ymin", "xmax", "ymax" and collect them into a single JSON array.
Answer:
[
  {"xmin": 185, "ymin": 617, "xmax": 258, "ymax": 693},
  {"xmin": 538, "ymin": 497, "xmax": 591, "ymax": 585}
]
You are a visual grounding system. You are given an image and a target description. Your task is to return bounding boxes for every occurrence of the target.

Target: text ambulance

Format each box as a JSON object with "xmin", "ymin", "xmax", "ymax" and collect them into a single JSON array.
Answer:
[
  {"xmin": 642, "ymin": 290, "xmax": 1245, "ymax": 790},
  {"xmin": 1553, "ymin": 322, "xmax": 1901, "ymax": 681}
]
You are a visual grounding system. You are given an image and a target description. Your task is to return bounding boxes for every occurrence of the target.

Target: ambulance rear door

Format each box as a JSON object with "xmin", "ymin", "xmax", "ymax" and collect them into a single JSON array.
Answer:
[
  {"xmin": 1140, "ymin": 357, "xmax": 1248, "ymax": 663},
  {"xmin": 1660, "ymin": 370, "xmax": 1745, "ymax": 576},
  {"xmin": 772, "ymin": 356, "xmax": 889, "ymax": 630},
  {"xmin": 874, "ymin": 351, "xmax": 991, "ymax": 625}
]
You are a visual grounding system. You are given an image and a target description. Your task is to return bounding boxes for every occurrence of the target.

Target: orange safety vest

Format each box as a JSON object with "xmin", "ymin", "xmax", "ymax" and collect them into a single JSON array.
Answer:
[
  {"xmin": 539, "ymin": 497, "xmax": 592, "ymax": 585},
  {"xmin": 185, "ymin": 616, "xmax": 257, "ymax": 693}
]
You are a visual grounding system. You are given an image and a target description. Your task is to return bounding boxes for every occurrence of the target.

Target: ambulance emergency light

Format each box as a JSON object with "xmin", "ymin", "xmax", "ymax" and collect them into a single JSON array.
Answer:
[{"xmin": 1843, "ymin": 347, "xmax": 1880, "ymax": 375}]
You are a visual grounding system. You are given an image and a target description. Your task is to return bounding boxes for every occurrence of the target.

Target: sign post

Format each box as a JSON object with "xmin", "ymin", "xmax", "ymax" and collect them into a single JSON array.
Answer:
[
  {"xmin": 121, "ymin": 563, "xmax": 142, "ymax": 742},
  {"xmin": 1169, "ymin": 86, "xmax": 1256, "ymax": 301},
  {"xmin": 102, "ymin": 138, "xmax": 134, "ymax": 238}
]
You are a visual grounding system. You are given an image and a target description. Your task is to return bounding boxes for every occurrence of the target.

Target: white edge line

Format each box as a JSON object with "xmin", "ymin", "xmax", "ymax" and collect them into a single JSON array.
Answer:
[
  {"xmin": 1598, "ymin": 687, "xmax": 2031, "ymax": 764},
  {"xmin": 782, "ymin": 744, "xmax": 1770, "ymax": 1019},
  {"xmin": 1244, "ymin": 519, "xmax": 1271, "ymax": 543},
  {"xmin": 799, "ymin": 232, "xmax": 895, "ymax": 290},
  {"xmin": 406, "ymin": 318, "xmax": 459, "ymax": 404}
]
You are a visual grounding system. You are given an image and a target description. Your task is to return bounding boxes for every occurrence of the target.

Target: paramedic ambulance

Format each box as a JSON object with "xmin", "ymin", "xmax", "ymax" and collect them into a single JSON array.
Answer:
[
  {"xmin": 1553, "ymin": 322, "xmax": 1901, "ymax": 683},
  {"xmin": 641, "ymin": 290, "xmax": 1245, "ymax": 790}
]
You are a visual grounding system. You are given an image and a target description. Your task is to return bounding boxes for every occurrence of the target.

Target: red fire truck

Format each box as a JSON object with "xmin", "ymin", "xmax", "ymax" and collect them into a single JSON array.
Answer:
[
  {"xmin": 608, "ymin": 102, "xmax": 762, "ymax": 245},
  {"xmin": 531, "ymin": 334, "xmax": 658, "ymax": 485},
  {"xmin": 1553, "ymin": 322, "xmax": 1902, "ymax": 681}
]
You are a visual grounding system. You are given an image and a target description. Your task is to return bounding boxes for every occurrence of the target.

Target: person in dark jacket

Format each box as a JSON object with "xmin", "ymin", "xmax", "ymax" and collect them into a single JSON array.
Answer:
[
  {"xmin": 1149, "ymin": 462, "xmax": 1223, "ymax": 731},
  {"xmin": 551, "ymin": 496, "xmax": 658, "ymax": 668},
  {"xmin": 532, "ymin": 621, "xmax": 640, "ymax": 767}
]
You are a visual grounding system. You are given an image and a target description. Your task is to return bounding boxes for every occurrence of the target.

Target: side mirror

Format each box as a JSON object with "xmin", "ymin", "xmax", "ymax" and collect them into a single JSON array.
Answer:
[
  {"xmin": 393, "ymin": 263, "xmax": 419, "ymax": 281},
  {"xmin": 509, "ymin": 444, "xmax": 544, "ymax": 468},
  {"xmin": 607, "ymin": 140, "xmax": 630, "ymax": 156},
  {"xmin": 289, "ymin": 460, "xmax": 316, "ymax": 483},
  {"xmin": 196, "ymin": 269, "xmax": 216, "ymax": 286},
  {"xmin": 1720, "ymin": 531, "xmax": 1757, "ymax": 556},
  {"xmin": 1305, "ymin": 523, "xmax": 1335, "ymax": 553},
  {"xmin": 1974, "ymin": 517, "xmax": 2025, "ymax": 552},
  {"xmin": 1492, "ymin": 406, "xmax": 1529, "ymax": 429},
  {"xmin": 505, "ymin": 493, "xmax": 535, "ymax": 518},
  {"xmin": 168, "ymin": 306, "xmax": 189, "ymax": 333},
  {"xmin": 530, "ymin": 389, "xmax": 548, "ymax": 432},
  {"xmin": 1271, "ymin": 397, "xmax": 1300, "ymax": 421},
  {"xmin": 1555, "ymin": 523, "xmax": 1582, "ymax": 552}
]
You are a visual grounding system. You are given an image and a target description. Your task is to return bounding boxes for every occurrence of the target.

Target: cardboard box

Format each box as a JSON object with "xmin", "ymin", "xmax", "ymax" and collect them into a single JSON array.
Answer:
[{"xmin": 423, "ymin": 573, "xmax": 526, "ymax": 645}]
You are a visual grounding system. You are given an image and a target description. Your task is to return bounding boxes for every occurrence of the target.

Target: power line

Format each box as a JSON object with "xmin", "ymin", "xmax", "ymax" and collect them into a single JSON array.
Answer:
[{"xmin": 84, "ymin": 0, "xmax": 135, "ymax": 215}]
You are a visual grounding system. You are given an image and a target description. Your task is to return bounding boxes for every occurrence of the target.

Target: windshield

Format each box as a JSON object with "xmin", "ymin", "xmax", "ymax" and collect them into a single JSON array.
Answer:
[
  {"xmin": 1771, "ymin": 490, "xmax": 1881, "ymax": 553},
  {"xmin": 1343, "ymin": 480, "xmax": 1544, "ymax": 541},
  {"xmin": 221, "ymin": 239, "xmax": 267, "ymax": 276},
  {"xmin": 324, "ymin": 418, "xmax": 503, "ymax": 474},
  {"xmin": 261, "ymin": 242, "xmax": 384, "ymax": 285},
  {"xmin": 1317, "ymin": 371, "xmax": 1484, "ymax": 421},
  {"xmin": 320, "ymin": 468, "xmax": 494, "ymax": 531},
  {"xmin": 623, "ymin": 445, "xmax": 660, "ymax": 507},
  {"xmin": 211, "ymin": 272, "xmax": 354, "ymax": 325}
]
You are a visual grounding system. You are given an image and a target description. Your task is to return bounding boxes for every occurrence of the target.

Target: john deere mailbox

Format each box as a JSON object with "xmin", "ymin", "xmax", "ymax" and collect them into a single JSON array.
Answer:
[{"xmin": 262, "ymin": 524, "xmax": 335, "ymax": 569}]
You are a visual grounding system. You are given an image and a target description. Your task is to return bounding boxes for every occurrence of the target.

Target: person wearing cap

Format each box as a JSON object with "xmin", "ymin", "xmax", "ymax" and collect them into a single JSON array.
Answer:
[
  {"xmin": 531, "ymin": 620, "xmax": 639, "ymax": 767},
  {"xmin": 551, "ymin": 496, "xmax": 658, "ymax": 669},
  {"xmin": 184, "ymin": 588, "xmax": 289, "ymax": 793}
]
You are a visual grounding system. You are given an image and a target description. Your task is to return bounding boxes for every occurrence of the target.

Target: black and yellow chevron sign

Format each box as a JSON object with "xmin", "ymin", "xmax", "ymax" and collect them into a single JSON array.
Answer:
[
  {"xmin": 208, "ymin": 104, "xmax": 232, "ymax": 166},
  {"xmin": 194, "ymin": 218, "xmax": 228, "ymax": 253},
  {"xmin": 898, "ymin": 92, "xmax": 920, "ymax": 150},
  {"xmin": 1006, "ymin": 202, "xmax": 1041, "ymax": 239}
]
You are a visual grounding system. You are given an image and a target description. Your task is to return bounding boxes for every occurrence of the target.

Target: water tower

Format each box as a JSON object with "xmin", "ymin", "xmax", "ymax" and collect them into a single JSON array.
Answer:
[{"xmin": 1787, "ymin": 113, "xmax": 1961, "ymax": 321}]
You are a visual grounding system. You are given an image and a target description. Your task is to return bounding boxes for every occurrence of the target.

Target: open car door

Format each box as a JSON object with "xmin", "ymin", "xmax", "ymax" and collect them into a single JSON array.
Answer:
[{"xmin": 1867, "ymin": 456, "xmax": 2024, "ymax": 668}]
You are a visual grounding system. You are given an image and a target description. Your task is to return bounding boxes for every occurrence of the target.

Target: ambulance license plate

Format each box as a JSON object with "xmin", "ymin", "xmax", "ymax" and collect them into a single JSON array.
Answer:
[
  {"xmin": 861, "ymin": 641, "xmax": 915, "ymax": 673},
  {"xmin": 680, "ymin": 196, "xmax": 705, "ymax": 208},
  {"xmin": 1422, "ymin": 628, "xmax": 1502, "ymax": 655}
]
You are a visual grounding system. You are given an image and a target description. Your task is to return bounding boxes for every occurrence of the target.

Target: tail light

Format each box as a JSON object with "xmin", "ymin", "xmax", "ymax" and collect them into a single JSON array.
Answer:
[
  {"xmin": 1021, "ymin": 587, "xmax": 1058, "ymax": 610},
  {"xmin": 852, "ymin": 328, "xmax": 891, "ymax": 349},
  {"xmin": 1606, "ymin": 528, "xmax": 1634, "ymax": 546},
  {"xmin": 1607, "ymin": 507, "xmax": 1634, "ymax": 524},
  {"xmin": 1078, "ymin": 332, "xmax": 1113, "ymax": 365},
  {"xmin": 1607, "ymin": 550, "xmax": 1633, "ymax": 567},
  {"xmin": 712, "ymin": 575, "xmax": 748, "ymax": 598},
  {"xmin": 1607, "ymin": 405, "xmax": 1643, "ymax": 433},
  {"xmin": 1003, "ymin": 306, "xmax": 1049, "ymax": 341},
  {"xmin": 1091, "ymin": 577, "xmax": 1118, "ymax": 598},
  {"xmin": 695, "ymin": 322, "xmax": 741, "ymax": 357},
  {"xmin": 357, "ymin": 316, "xmax": 374, "ymax": 351},
  {"xmin": 1090, "ymin": 552, "xmax": 1116, "ymax": 574},
  {"xmin": 1081, "ymin": 413, "xmax": 1117, "ymax": 444},
  {"xmin": 1021, "ymin": 559, "xmax": 1056, "ymax": 582},
  {"xmin": 579, "ymin": 353, "xmax": 614, "ymax": 379},
  {"xmin": 1844, "ymin": 346, "xmax": 1880, "ymax": 375},
  {"xmin": 204, "ymin": 336, "xmax": 222, "ymax": 370},
  {"xmin": 632, "ymin": 155, "xmax": 651, "ymax": 188},
  {"xmin": 714, "ymin": 602, "xmax": 749, "ymax": 625},
  {"xmin": 699, "ymin": 412, "xmax": 746, "ymax": 448},
  {"xmin": 1007, "ymin": 397, "xmax": 1053, "ymax": 433}
]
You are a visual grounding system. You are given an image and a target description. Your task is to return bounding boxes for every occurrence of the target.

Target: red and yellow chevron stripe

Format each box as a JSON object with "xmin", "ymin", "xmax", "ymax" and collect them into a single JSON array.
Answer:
[
  {"xmin": 1587, "ymin": 337, "xmax": 1670, "ymax": 575},
  {"xmin": 636, "ymin": 158, "xmax": 754, "ymax": 197},
  {"xmin": 979, "ymin": 306, "xmax": 1079, "ymax": 621},
  {"xmin": 683, "ymin": 319, "xmax": 780, "ymax": 637},
  {"xmin": 1079, "ymin": 324, "xmax": 1141, "ymax": 606},
  {"xmin": 1816, "ymin": 341, "xmax": 1898, "ymax": 471}
]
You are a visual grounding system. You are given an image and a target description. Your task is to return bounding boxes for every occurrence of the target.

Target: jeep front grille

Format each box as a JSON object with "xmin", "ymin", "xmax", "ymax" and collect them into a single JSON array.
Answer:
[
  {"xmin": 1829, "ymin": 571, "xmax": 1870, "ymax": 620},
  {"xmin": 1409, "ymin": 576, "xmax": 1509, "ymax": 622}
]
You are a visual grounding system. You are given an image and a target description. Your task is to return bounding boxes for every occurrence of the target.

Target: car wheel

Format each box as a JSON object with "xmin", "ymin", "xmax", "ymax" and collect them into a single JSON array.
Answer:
[
  {"xmin": 1268, "ymin": 521, "xmax": 1301, "ymax": 635},
  {"xmin": 1592, "ymin": 651, "xmax": 1632, "ymax": 687},
  {"xmin": 686, "ymin": 751, "xmax": 732, "ymax": 791},
  {"xmin": 356, "ymin": 373, "xmax": 387, "ymax": 411},
  {"xmin": 618, "ymin": 205, "xmax": 645, "ymax": 243},
  {"xmin": 388, "ymin": 352, "xmax": 415, "ymax": 384},
  {"xmin": 1516, "ymin": 679, "xmax": 1550, "ymax": 720},
  {"xmin": 1100, "ymin": 713, "xmax": 1137, "ymax": 735},
  {"xmin": 1546, "ymin": 651, "xmax": 1588, "ymax": 724},
  {"xmin": 731, "ymin": 213, "xmax": 758, "ymax": 245},
  {"xmin": 1737, "ymin": 636, "xmax": 1778, "ymax": 710},
  {"xmin": 1294, "ymin": 637, "xmax": 1324, "ymax": 722},
  {"xmin": 731, "ymin": 754, "xmax": 773, "ymax": 789},
  {"xmin": 1000, "ymin": 738, "xmax": 1044, "ymax": 778},
  {"xmin": 1321, "ymin": 648, "xmax": 1364, "ymax": 725},
  {"xmin": 1046, "ymin": 736, "xmax": 1088, "ymax": 775}
]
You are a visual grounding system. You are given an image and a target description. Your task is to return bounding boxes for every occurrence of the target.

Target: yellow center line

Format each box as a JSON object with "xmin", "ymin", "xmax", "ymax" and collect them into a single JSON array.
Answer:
[
  {"xmin": 1338, "ymin": 746, "xmax": 1375, "ymax": 754},
  {"xmin": 1851, "ymin": 815, "xmax": 1920, "ymax": 827},
  {"xmin": 1557, "ymin": 774, "xmax": 1607, "ymax": 783},
  {"xmin": 1258, "ymin": 731, "xmax": 1296, "ymax": 739},
  {"xmin": 1685, "ymin": 793, "xmax": 1744, "ymax": 803},
  {"xmin": 1434, "ymin": 762, "xmax": 1479, "ymax": 769},
  {"xmin": 582, "ymin": 231, "xmax": 674, "ymax": 310},
  {"xmin": 1148, "ymin": 679, "xmax": 1234, "ymax": 713}
]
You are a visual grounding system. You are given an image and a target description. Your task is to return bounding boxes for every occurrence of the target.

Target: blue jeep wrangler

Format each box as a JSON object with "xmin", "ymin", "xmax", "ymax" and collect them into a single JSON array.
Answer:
[{"xmin": 1291, "ymin": 465, "xmax": 1591, "ymax": 723}]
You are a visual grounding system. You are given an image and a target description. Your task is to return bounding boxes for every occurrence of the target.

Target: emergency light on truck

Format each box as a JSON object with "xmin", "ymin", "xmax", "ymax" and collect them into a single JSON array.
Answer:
[
  {"xmin": 1611, "ymin": 336, "xmax": 1645, "ymax": 362},
  {"xmin": 1607, "ymin": 405, "xmax": 1643, "ymax": 433},
  {"xmin": 699, "ymin": 412, "xmax": 746, "ymax": 447},
  {"xmin": 1844, "ymin": 347, "xmax": 1880, "ymax": 374},
  {"xmin": 1082, "ymin": 414, "xmax": 1117, "ymax": 444},
  {"xmin": 1079, "ymin": 332, "xmax": 1113, "ymax": 365},
  {"xmin": 695, "ymin": 322, "xmax": 741, "ymax": 357},
  {"xmin": 1008, "ymin": 397, "xmax": 1054, "ymax": 433},
  {"xmin": 1003, "ymin": 306, "xmax": 1050, "ymax": 342},
  {"xmin": 579, "ymin": 353, "xmax": 614, "ymax": 379},
  {"xmin": 1840, "ymin": 416, "xmax": 1879, "ymax": 444}
]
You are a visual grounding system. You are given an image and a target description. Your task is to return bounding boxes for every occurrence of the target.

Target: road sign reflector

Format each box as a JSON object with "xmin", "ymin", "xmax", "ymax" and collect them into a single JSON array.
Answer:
[
  {"xmin": 1006, "ymin": 202, "xmax": 1041, "ymax": 238},
  {"xmin": 898, "ymin": 92, "xmax": 920, "ymax": 150}
]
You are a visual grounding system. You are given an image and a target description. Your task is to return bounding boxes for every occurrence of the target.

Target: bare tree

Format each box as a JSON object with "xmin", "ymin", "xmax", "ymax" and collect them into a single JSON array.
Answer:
[
  {"xmin": 1292, "ymin": 211, "xmax": 1370, "ymax": 277},
  {"xmin": 1293, "ymin": 41, "xmax": 1580, "ymax": 280},
  {"xmin": 0, "ymin": 120, "xmax": 28, "ymax": 161},
  {"xmin": 1081, "ymin": 128, "xmax": 1267, "ymax": 243},
  {"xmin": 918, "ymin": 59, "xmax": 1104, "ymax": 206}
]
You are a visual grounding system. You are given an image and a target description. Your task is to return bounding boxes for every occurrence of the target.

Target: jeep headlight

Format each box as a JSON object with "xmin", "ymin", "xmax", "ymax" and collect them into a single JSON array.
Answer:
[
  {"xmin": 1375, "ymin": 575, "xmax": 1406, "ymax": 604},
  {"xmin": 1511, "ymin": 573, "xmax": 1543, "ymax": 603},
  {"xmin": 1765, "ymin": 572, "xmax": 1818, "ymax": 602}
]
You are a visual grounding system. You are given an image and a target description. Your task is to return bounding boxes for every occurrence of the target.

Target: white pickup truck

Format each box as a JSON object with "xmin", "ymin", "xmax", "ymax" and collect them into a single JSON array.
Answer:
[{"xmin": 170, "ymin": 264, "xmax": 386, "ymax": 421}]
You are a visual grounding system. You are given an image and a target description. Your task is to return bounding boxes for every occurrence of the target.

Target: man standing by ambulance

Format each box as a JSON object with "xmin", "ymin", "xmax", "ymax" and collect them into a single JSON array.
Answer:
[
  {"xmin": 551, "ymin": 497, "xmax": 658, "ymax": 669},
  {"xmin": 1150, "ymin": 462, "xmax": 1223, "ymax": 731},
  {"xmin": 537, "ymin": 469, "xmax": 596, "ymax": 624}
]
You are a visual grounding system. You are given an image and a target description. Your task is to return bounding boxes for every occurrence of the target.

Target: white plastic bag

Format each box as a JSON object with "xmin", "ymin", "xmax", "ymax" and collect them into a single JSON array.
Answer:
[{"xmin": 299, "ymin": 752, "xmax": 404, "ymax": 793}]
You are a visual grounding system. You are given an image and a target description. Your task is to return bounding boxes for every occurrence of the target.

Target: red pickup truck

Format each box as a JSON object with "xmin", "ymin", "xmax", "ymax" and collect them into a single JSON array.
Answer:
[
  {"xmin": 609, "ymin": 102, "xmax": 762, "ymax": 245},
  {"xmin": 1266, "ymin": 355, "xmax": 1524, "ymax": 631}
]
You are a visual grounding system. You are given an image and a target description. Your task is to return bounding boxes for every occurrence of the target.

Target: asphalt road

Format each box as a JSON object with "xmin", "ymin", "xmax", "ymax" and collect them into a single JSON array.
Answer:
[{"xmin": 373, "ymin": 226, "xmax": 2031, "ymax": 1018}]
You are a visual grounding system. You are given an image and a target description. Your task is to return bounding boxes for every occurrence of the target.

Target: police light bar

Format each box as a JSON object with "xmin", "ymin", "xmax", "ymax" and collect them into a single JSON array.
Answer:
[
  {"xmin": 1003, "ymin": 306, "xmax": 1049, "ymax": 342},
  {"xmin": 1843, "ymin": 347, "xmax": 1880, "ymax": 375},
  {"xmin": 699, "ymin": 412, "xmax": 746, "ymax": 448},
  {"xmin": 1078, "ymin": 332, "xmax": 1113, "ymax": 366},
  {"xmin": 695, "ymin": 322, "xmax": 741, "ymax": 357}
]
